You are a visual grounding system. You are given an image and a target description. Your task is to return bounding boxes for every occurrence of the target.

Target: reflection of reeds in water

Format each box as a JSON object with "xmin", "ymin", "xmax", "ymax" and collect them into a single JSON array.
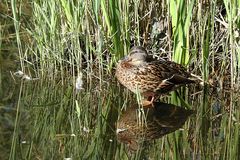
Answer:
[{"xmin": 117, "ymin": 102, "xmax": 193, "ymax": 151}]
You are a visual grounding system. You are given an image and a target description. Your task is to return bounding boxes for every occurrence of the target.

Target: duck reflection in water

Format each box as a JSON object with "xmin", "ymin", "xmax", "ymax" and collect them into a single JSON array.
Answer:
[{"xmin": 116, "ymin": 101, "xmax": 193, "ymax": 151}]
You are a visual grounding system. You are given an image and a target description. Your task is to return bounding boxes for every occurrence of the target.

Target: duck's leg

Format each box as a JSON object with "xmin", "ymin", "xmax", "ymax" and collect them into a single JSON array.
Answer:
[
  {"xmin": 141, "ymin": 97, "xmax": 154, "ymax": 107},
  {"xmin": 141, "ymin": 91, "xmax": 156, "ymax": 107}
]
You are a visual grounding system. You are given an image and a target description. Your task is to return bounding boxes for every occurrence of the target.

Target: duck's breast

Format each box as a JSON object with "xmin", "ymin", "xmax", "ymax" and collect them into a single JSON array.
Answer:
[{"xmin": 116, "ymin": 62, "xmax": 141, "ymax": 93}]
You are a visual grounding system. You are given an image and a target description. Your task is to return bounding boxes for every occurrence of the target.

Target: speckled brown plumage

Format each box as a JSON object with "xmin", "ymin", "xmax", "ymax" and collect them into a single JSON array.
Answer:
[
  {"xmin": 117, "ymin": 102, "xmax": 193, "ymax": 151},
  {"xmin": 115, "ymin": 46, "xmax": 202, "ymax": 104}
]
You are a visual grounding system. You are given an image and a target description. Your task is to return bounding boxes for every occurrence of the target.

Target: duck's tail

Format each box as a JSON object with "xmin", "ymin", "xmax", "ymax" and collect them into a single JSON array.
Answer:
[{"xmin": 189, "ymin": 73, "xmax": 206, "ymax": 86}]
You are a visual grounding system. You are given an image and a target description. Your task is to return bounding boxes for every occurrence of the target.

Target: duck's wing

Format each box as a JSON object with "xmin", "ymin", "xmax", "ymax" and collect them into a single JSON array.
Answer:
[
  {"xmin": 145, "ymin": 60, "xmax": 193, "ymax": 81},
  {"xmin": 163, "ymin": 61, "xmax": 195, "ymax": 83},
  {"xmin": 136, "ymin": 60, "xmax": 195, "ymax": 93}
]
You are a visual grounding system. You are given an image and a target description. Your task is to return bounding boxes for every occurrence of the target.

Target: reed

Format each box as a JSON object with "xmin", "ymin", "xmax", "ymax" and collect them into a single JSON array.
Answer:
[{"xmin": 1, "ymin": 0, "xmax": 239, "ymax": 159}]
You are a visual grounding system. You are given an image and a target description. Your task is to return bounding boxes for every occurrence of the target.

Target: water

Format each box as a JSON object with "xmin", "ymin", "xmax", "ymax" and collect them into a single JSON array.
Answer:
[{"xmin": 0, "ymin": 59, "xmax": 239, "ymax": 159}]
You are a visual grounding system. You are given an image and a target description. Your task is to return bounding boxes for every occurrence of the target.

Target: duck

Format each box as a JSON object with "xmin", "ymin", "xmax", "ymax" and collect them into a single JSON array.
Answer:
[{"xmin": 115, "ymin": 46, "xmax": 202, "ymax": 106}]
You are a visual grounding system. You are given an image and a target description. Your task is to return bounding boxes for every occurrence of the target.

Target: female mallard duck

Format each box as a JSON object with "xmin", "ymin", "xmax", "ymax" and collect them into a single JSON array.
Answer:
[{"xmin": 115, "ymin": 46, "xmax": 202, "ymax": 106}]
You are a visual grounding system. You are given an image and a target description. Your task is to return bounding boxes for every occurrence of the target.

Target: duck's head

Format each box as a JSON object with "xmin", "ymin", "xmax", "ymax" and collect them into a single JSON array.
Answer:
[{"xmin": 121, "ymin": 46, "xmax": 148, "ymax": 66}]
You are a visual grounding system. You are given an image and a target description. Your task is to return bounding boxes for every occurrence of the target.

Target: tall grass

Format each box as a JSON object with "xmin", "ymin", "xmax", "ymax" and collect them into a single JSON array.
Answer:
[
  {"xmin": 170, "ymin": 0, "xmax": 194, "ymax": 65},
  {"xmin": 1, "ymin": 0, "xmax": 239, "ymax": 159}
]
